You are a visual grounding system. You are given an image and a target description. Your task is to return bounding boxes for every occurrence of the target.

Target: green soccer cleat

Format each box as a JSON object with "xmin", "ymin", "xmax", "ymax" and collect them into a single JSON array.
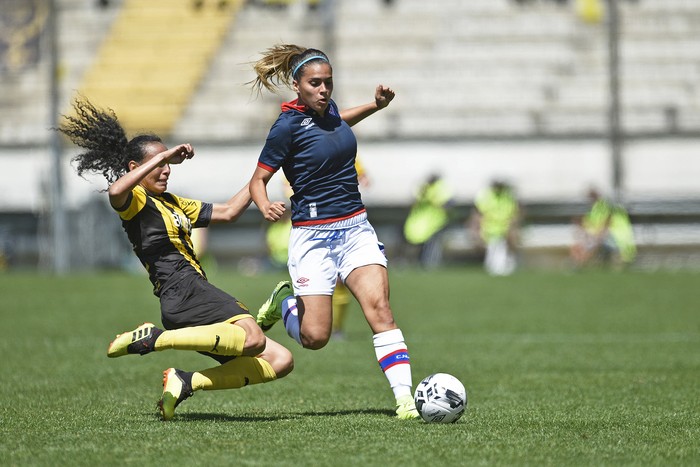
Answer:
[
  {"xmin": 158, "ymin": 368, "xmax": 194, "ymax": 421},
  {"xmin": 256, "ymin": 280, "xmax": 293, "ymax": 331},
  {"xmin": 107, "ymin": 322, "xmax": 163, "ymax": 358},
  {"xmin": 395, "ymin": 394, "xmax": 420, "ymax": 420}
]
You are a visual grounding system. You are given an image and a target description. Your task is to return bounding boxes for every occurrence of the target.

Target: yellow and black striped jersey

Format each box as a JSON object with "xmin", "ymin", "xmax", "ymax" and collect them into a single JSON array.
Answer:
[{"xmin": 113, "ymin": 185, "xmax": 212, "ymax": 296}]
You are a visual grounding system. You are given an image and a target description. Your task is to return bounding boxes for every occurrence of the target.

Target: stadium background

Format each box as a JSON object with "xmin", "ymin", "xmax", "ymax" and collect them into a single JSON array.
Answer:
[{"xmin": 0, "ymin": 0, "xmax": 699, "ymax": 272}]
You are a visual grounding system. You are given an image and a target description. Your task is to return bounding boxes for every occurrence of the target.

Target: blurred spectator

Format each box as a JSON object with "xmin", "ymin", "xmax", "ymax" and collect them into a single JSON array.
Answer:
[
  {"xmin": 265, "ymin": 176, "xmax": 293, "ymax": 270},
  {"xmin": 354, "ymin": 156, "xmax": 371, "ymax": 189},
  {"xmin": 265, "ymin": 208, "xmax": 292, "ymax": 269},
  {"xmin": 403, "ymin": 173, "xmax": 453, "ymax": 269},
  {"xmin": 469, "ymin": 180, "xmax": 521, "ymax": 276},
  {"xmin": 570, "ymin": 188, "xmax": 637, "ymax": 269},
  {"xmin": 192, "ymin": 227, "xmax": 219, "ymax": 275}
]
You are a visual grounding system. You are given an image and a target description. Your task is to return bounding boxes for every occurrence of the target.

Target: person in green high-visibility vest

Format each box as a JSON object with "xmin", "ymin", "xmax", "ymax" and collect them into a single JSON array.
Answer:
[
  {"xmin": 265, "ymin": 209, "xmax": 293, "ymax": 269},
  {"xmin": 469, "ymin": 180, "xmax": 521, "ymax": 276},
  {"xmin": 403, "ymin": 173, "xmax": 453, "ymax": 268},
  {"xmin": 571, "ymin": 188, "xmax": 637, "ymax": 268}
]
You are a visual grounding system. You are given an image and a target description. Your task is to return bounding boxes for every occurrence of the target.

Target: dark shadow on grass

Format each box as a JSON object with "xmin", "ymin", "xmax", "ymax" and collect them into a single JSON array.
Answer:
[
  {"xmin": 166, "ymin": 407, "xmax": 395, "ymax": 422},
  {"xmin": 300, "ymin": 408, "xmax": 396, "ymax": 417}
]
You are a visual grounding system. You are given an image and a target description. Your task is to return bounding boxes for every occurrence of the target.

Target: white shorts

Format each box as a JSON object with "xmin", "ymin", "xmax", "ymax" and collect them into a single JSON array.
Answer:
[{"xmin": 287, "ymin": 214, "xmax": 387, "ymax": 296}]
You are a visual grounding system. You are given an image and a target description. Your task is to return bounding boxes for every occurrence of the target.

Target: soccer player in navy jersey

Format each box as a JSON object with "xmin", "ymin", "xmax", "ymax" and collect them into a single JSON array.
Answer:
[
  {"xmin": 248, "ymin": 44, "xmax": 420, "ymax": 420},
  {"xmin": 57, "ymin": 98, "xmax": 293, "ymax": 420}
]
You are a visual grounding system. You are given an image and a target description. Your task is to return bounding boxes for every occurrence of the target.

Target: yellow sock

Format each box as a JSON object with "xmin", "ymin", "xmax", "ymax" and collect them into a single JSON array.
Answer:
[
  {"xmin": 191, "ymin": 356, "xmax": 277, "ymax": 391},
  {"xmin": 154, "ymin": 321, "xmax": 246, "ymax": 356}
]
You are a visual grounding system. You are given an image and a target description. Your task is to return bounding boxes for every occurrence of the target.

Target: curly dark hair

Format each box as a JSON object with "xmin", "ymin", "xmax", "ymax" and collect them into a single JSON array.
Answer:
[{"xmin": 57, "ymin": 97, "xmax": 161, "ymax": 185}]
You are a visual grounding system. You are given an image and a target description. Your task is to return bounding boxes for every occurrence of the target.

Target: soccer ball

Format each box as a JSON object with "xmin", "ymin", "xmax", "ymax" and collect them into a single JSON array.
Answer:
[{"xmin": 414, "ymin": 373, "xmax": 467, "ymax": 423}]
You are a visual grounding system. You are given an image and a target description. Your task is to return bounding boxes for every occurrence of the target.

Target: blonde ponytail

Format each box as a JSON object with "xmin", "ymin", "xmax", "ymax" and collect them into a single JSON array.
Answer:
[{"xmin": 249, "ymin": 44, "xmax": 330, "ymax": 95}]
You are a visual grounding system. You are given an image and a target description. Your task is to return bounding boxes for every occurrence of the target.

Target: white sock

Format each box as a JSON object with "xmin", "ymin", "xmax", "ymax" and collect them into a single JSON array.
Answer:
[
  {"xmin": 373, "ymin": 328, "xmax": 413, "ymax": 400},
  {"xmin": 282, "ymin": 296, "xmax": 302, "ymax": 345}
]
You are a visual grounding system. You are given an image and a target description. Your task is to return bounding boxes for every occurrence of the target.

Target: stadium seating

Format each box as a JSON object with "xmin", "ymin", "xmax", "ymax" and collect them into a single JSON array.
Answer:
[
  {"xmin": 1, "ymin": 0, "xmax": 699, "ymax": 142},
  {"xmin": 77, "ymin": 0, "xmax": 241, "ymax": 135},
  {"xmin": 174, "ymin": 0, "xmax": 700, "ymax": 141},
  {"xmin": 2, "ymin": 0, "xmax": 700, "ymax": 269}
]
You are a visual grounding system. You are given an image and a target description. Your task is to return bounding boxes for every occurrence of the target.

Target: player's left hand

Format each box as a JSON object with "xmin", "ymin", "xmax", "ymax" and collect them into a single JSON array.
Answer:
[
  {"xmin": 162, "ymin": 143, "xmax": 194, "ymax": 165},
  {"xmin": 375, "ymin": 85, "xmax": 395, "ymax": 109}
]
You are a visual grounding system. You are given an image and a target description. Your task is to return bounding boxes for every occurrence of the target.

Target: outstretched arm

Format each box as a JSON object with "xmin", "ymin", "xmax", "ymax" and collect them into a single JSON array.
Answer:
[
  {"xmin": 340, "ymin": 85, "xmax": 395, "ymax": 127},
  {"xmin": 107, "ymin": 143, "xmax": 194, "ymax": 209},
  {"xmin": 250, "ymin": 166, "xmax": 287, "ymax": 222},
  {"xmin": 210, "ymin": 183, "xmax": 253, "ymax": 224}
]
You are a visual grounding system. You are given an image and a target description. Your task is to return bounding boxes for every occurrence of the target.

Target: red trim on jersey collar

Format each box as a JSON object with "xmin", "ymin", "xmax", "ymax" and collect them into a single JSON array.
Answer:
[{"xmin": 281, "ymin": 99, "xmax": 309, "ymax": 113}]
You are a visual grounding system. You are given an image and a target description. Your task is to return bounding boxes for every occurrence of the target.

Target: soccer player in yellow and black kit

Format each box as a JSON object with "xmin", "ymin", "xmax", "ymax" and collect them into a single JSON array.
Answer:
[{"xmin": 58, "ymin": 97, "xmax": 293, "ymax": 420}]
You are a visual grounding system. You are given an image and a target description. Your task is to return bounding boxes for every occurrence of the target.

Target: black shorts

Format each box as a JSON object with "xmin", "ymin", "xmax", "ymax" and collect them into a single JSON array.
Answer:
[{"xmin": 159, "ymin": 272, "xmax": 251, "ymax": 330}]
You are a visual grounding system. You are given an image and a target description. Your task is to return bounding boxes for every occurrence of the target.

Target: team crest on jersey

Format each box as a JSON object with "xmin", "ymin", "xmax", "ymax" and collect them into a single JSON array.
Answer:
[{"xmin": 172, "ymin": 212, "xmax": 192, "ymax": 234}]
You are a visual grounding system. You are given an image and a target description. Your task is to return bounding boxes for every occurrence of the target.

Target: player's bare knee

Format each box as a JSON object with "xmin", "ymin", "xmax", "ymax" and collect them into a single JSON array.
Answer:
[
  {"xmin": 244, "ymin": 327, "xmax": 267, "ymax": 354},
  {"xmin": 379, "ymin": 315, "xmax": 397, "ymax": 329},
  {"xmin": 275, "ymin": 351, "xmax": 294, "ymax": 378},
  {"xmin": 365, "ymin": 304, "xmax": 396, "ymax": 330},
  {"xmin": 301, "ymin": 334, "xmax": 329, "ymax": 350}
]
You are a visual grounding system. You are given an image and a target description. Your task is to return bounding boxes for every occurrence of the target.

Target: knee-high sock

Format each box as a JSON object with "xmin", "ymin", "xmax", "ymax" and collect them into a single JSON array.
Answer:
[
  {"xmin": 191, "ymin": 356, "xmax": 277, "ymax": 391},
  {"xmin": 374, "ymin": 328, "xmax": 413, "ymax": 400},
  {"xmin": 154, "ymin": 322, "xmax": 246, "ymax": 356},
  {"xmin": 282, "ymin": 296, "xmax": 302, "ymax": 345}
]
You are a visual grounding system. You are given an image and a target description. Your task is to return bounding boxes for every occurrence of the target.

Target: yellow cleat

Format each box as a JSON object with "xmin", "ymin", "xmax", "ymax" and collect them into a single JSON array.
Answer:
[
  {"xmin": 158, "ymin": 368, "xmax": 193, "ymax": 421},
  {"xmin": 256, "ymin": 280, "xmax": 293, "ymax": 331},
  {"xmin": 107, "ymin": 322, "xmax": 162, "ymax": 358},
  {"xmin": 395, "ymin": 395, "xmax": 420, "ymax": 420}
]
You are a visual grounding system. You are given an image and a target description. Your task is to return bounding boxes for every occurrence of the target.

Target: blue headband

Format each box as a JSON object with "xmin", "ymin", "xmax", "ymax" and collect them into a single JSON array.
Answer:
[{"xmin": 292, "ymin": 55, "xmax": 328, "ymax": 78}]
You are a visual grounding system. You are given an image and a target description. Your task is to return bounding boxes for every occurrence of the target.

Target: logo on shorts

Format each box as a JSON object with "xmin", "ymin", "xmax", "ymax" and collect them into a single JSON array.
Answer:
[{"xmin": 296, "ymin": 277, "xmax": 310, "ymax": 287}]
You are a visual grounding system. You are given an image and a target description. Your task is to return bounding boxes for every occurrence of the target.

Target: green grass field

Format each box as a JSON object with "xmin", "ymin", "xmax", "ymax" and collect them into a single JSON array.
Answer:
[{"xmin": 1, "ymin": 268, "xmax": 698, "ymax": 466}]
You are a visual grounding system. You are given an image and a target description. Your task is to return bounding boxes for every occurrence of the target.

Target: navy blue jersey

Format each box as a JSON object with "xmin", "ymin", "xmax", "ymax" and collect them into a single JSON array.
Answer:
[{"xmin": 258, "ymin": 99, "xmax": 365, "ymax": 226}]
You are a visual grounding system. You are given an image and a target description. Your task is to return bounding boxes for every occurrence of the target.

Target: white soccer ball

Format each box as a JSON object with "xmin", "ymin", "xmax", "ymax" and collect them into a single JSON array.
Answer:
[{"xmin": 414, "ymin": 373, "xmax": 467, "ymax": 423}]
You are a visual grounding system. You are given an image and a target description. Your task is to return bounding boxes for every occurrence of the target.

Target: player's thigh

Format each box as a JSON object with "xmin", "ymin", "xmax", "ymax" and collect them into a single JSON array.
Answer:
[
  {"xmin": 337, "ymin": 221, "xmax": 387, "ymax": 281},
  {"xmin": 345, "ymin": 264, "xmax": 396, "ymax": 333},
  {"xmin": 288, "ymin": 228, "xmax": 337, "ymax": 295}
]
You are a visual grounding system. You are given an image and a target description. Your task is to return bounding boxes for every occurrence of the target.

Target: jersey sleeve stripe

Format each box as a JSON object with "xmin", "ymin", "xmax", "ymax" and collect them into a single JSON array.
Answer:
[
  {"xmin": 117, "ymin": 186, "xmax": 148, "ymax": 220},
  {"xmin": 257, "ymin": 161, "xmax": 277, "ymax": 173}
]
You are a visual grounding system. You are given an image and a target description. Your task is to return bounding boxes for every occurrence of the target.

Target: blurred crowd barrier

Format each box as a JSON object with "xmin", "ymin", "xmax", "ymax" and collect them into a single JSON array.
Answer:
[{"xmin": 1, "ymin": 0, "xmax": 699, "ymax": 271}]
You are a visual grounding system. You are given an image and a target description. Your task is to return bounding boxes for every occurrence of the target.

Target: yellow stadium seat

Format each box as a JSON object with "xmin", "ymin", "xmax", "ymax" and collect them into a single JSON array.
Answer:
[{"xmin": 74, "ymin": 0, "xmax": 243, "ymax": 136}]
